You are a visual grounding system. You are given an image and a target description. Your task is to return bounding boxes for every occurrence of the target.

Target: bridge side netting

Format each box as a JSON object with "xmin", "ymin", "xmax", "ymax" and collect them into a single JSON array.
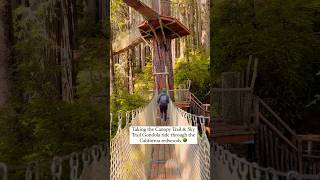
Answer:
[
  {"xmin": 211, "ymin": 142, "xmax": 320, "ymax": 180},
  {"xmin": 0, "ymin": 142, "xmax": 109, "ymax": 180},
  {"xmin": 168, "ymin": 99, "xmax": 211, "ymax": 180},
  {"xmin": 110, "ymin": 95, "xmax": 157, "ymax": 180}
]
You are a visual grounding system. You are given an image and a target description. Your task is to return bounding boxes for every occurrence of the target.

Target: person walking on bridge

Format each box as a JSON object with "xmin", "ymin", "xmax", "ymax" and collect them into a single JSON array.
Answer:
[{"xmin": 157, "ymin": 89, "xmax": 170, "ymax": 121}]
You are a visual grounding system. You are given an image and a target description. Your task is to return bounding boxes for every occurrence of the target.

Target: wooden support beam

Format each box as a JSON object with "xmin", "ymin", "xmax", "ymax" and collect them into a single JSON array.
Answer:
[
  {"xmin": 153, "ymin": 72, "xmax": 169, "ymax": 75},
  {"xmin": 246, "ymin": 55, "xmax": 253, "ymax": 87},
  {"xmin": 140, "ymin": 20, "xmax": 178, "ymax": 37},
  {"xmin": 123, "ymin": 0, "xmax": 159, "ymax": 20},
  {"xmin": 215, "ymin": 134, "xmax": 255, "ymax": 144},
  {"xmin": 211, "ymin": 88, "xmax": 252, "ymax": 92},
  {"xmin": 159, "ymin": 18, "xmax": 167, "ymax": 40},
  {"xmin": 250, "ymin": 58, "xmax": 258, "ymax": 89}
]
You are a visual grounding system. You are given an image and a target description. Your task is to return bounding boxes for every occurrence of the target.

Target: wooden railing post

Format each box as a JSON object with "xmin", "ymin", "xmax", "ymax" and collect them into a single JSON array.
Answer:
[
  {"xmin": 254, "ymin": 96, "xmax": 260, "ymax": 163},
  {"xmin": 297, "ymin": 136, "xmax": 303, "ymax": 173},
  {"xmin": 254, "ymin": 96, "xmax": 260, "ymax": 129}
]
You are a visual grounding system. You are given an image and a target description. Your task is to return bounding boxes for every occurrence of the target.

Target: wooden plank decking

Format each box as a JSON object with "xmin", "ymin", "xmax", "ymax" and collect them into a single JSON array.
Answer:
[{"xmin": 149, "ymin": 117, "xmax": 182, "ymax": 180}]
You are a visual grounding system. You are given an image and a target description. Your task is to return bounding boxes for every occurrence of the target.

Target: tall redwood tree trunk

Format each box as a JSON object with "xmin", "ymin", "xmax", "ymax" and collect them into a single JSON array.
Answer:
[
  {"xmin": 128, "ymin": 48, "xmax": 134, "ymax": 94},
  {"xmin": 0, "ymin": 0, "xmax": 13, "ymax": 106},
  {"xmin": 151, "ymin": 0, "xmax": 174, "ymax": 94}
]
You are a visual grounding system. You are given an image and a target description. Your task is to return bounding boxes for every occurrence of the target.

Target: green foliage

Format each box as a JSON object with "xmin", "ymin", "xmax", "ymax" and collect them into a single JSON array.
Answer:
[
  {"xmin": 111, "ymin": 0, "xmax": 128, "ymax": 30},
  {"xmin": 0, "ymin": 99, "xmax": 105, "ymax": 163},
  {"xmin": 0, "ymin": 1, "xmax": 108, "ymax": 167},
  {"xmin": 212, "ymin": 0, "xmax": 320, "ymax": 126},
  {"xmin": 76, "ymin": 36, "xmax": 108, "ymax": 100},
  {"xmin": 110, "ymin": 61, "xmax": 152, "ymax": 137},
  {"xmin": 174, "ymin": 50, "xmax": 210, "ymax": 100},
  {"xmin": 134, "ymin": 62, "xmax": 154, "ymax": 95},
  {"xmin": 110, "ymin": 55, "xmax": 153, "ymax": 138},
  {"xmin": 307, "ymin": 71, "xmax": 320, "ymax": 107},
  {"xmin": 13, "ymin": 5, "xmax": 60, "ymax": 100},
  {"xmin": 110, "ymin": 91, "xmax": 147, "ymax": 137}
]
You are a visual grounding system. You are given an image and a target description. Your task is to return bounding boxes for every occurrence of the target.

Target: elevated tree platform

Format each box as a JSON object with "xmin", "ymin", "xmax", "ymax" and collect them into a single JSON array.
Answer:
[
  {"xmin": 118, "ymin": 0, "xmax": 191, "ymax": 92},
  {"xmin": 138, "ymin": 16, "xmax": 190, "ymax": 39}
]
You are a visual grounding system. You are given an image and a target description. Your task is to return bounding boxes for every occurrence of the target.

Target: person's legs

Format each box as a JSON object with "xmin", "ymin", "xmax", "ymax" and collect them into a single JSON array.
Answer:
[
  {"xmin": 160, "ymin": 105, "xmax": 164, "ymax": 120},
  {"xmin": 163, "ymin": 105, "xmax": 168, "ymax": 121}
]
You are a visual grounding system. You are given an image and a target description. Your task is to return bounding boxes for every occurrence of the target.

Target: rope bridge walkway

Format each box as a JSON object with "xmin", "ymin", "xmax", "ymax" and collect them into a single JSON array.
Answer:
[
  {"xmin": 110, "ymin": 95, "xmax": 211, "ymax": 180},
  {"xmin": 150, "ymin": 120, "xmax": 181, "ymax": 179},
  {"xmin": 109, "ymin": 91, "xmax": 320, "ymax": 180},
  {"xmin": 110, "ymin": 92, "xmax": 320, "ymax": 180}
]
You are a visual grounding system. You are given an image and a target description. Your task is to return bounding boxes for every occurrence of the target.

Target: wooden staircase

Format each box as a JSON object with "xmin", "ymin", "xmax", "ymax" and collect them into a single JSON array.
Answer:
[{"xmin": 174, "ymin": 101, "xmax": 190, "ymax": 111}]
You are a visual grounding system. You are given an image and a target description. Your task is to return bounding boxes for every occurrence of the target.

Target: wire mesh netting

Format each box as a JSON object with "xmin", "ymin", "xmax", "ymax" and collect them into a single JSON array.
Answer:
[
  {"xmin": 1, "ymin": 142, "xmax": 109, "ymax": 180},
  {"xmin": 211, "ymin": 141, "xmax": 320, "ymax": 180},
  {"xmin": 168, "ymin": 99, "xmax": 211, "ymax": 180},
  {"xmin": 110, "ymin": 95, "xmax": 157, "ymax": 180}
]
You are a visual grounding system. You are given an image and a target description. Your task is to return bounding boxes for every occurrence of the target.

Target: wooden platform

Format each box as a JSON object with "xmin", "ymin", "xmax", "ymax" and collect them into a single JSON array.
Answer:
[
  {"xmin": 212, "ymin": 123, "xmax": 255, "ymax": 144},
  {"xmin": 150, "ymin": 118, "xmax": 182, "ymax": 180},
  {"xmin": 139, "ymin": 16, "xmax": 190, "ymax": 40},
  {"xmin": 174, "ymin": 101, "xmax": 190, "ymax": 111}
]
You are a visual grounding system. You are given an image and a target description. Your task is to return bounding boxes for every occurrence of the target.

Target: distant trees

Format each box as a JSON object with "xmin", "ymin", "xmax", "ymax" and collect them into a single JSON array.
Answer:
[
  {"xmin": 212, "ymin": 0, "xmax": 320, "ymax": 128},
  {"xmin": 0, "ymin": 0, "xmax": 109, "ymax": 167},
  {"xmin": 110, "ymin": 0, "xmax": 210, "ymax": 94}
]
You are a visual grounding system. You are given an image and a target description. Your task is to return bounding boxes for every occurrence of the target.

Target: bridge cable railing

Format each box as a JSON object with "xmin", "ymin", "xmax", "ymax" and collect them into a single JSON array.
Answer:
[
  {"xmin": 168, "ymin": 98, "xmax": 211, "ymax": 180},
  {"xmin": 110, "ymin": 95, "xmax": 158, "ymax": 180},
  {"xmin": 0, "ymin": 141, "xmax": 109, "ymax": 180},
  {"xmin": 211, "ymin": 141, "xmax": 320, "ymax": 180}
]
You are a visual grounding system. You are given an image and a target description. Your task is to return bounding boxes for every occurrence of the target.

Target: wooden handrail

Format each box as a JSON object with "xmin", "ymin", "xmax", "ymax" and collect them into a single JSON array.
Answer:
[
  {"xmin": 303, "ymin": 154, "xmax": 320, "ymax": 159},
  {"xmin": 256, "ymin": 97, "xmax": 320, "ymax": 174},
  {"xmin": 297, "ymin": 135, "xmax": 320, "ymax": 142},
  {"xmin": 258, "ymin": 97, "xmax": 297, "ymax": 137},
  {"xmin": 190, "ymin": 93, "xmax": 204, "ymax": 107},
  {"xmin": 259, "ymin": 113, "xmax": 298, "ymax": 151},
  {"xmin": 148, "ymin": 88, "xmax": 190, "ymax": 92},
  {"xmin": 190, "ymin": 93, "xmax": 209, "ymax": 114},
  {"xmin": 211, "ymin": 88, "xmax": 252, "ymax": 92}
]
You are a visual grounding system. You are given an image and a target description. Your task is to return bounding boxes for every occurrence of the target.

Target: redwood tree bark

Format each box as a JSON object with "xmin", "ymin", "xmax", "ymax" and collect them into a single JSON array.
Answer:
[
  {"xmin": 44, "ymin": 0, "xmax": 75, "ymax": 102},
  {"xmin": 86, "ymin": 0, "xmax": 97, "ymax": 22},
  {"xmin": 60, "ymin": 0, "xmax": 74, "ymax": 103},
  {"xmin": 141, "ymin": 43, "xmax": 145, "ymax": 70},
  {"xmin": 0, "ymin": 0, "xmax": 13, "ymax": 106},
  {"xmin": 128, "ymin": 48, "xmax": 134, "ymax": 94},
  {"xmin": 151, "ymin": 0, "xmax": 174, "ymax": 94}
]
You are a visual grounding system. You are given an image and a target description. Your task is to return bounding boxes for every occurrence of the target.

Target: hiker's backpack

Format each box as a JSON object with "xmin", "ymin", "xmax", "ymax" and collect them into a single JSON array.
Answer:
[{"xmin": 159, "ymin": 94, "xmax": 169, "ymax": 105}]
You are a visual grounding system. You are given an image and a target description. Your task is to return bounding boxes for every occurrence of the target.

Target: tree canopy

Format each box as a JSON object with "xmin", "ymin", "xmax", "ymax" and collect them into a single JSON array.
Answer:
[
  {"xmin": 212, "ymin": 0, "xmax": 320, "ymax": 131},
  {"xmin": 0, "ymin": 0, "xmax": 109, "ymax": 169}
]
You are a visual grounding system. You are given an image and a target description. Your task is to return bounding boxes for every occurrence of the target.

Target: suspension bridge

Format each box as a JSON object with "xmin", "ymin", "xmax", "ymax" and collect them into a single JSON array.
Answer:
[{"xmin": 0, "ymin": 87, "xmax": 320, "ymax": 179}]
